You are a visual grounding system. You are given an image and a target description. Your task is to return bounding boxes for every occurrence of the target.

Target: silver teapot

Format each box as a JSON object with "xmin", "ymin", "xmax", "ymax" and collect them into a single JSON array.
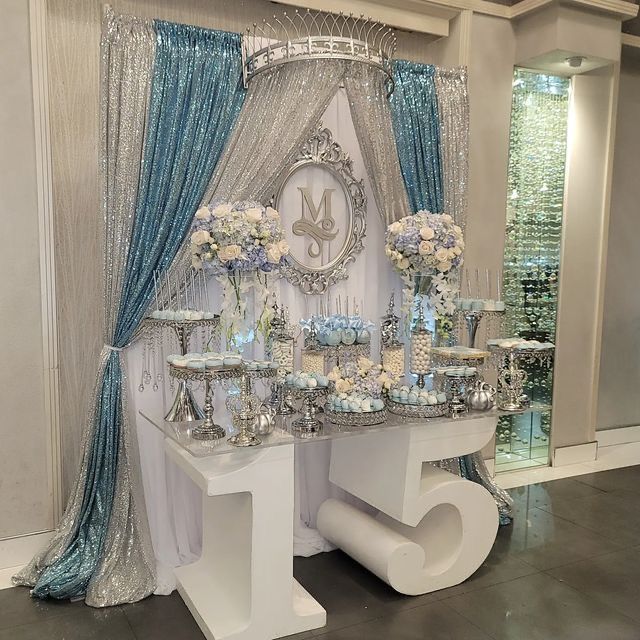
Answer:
[
  {"xmin": 466, "ymin": 380, "xmax": 496, "ymax": 412},
  {"xmin": 252, "ymin": 403, "xmax": 276, "ymax": 436}
]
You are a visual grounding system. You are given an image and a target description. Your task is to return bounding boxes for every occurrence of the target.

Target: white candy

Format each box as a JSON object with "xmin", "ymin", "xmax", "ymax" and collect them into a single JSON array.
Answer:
[
  {"xmin": 410, "ymin": 331, "xmax": 432, "ymax": 374},
  {"xmin": 301, "ymin": 350, "xmax": 325, "ymax": 375}
]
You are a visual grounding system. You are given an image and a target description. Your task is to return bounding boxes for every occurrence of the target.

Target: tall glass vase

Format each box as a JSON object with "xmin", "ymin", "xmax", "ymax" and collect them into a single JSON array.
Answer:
[{"xmin": 218, "ymin": 269, "xmax": 273, "ymax": 356}]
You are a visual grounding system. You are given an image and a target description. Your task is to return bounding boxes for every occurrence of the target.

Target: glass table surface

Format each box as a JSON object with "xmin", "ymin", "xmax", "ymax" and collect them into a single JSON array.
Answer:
[{"xmin": 139, "ymin": 404, "xmax": 551, "ymax": 459}]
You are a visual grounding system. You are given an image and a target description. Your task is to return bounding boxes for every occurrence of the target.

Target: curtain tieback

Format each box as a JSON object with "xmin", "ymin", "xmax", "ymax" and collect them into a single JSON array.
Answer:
[{"xmin": 104, "ymin": 344, "xmax": 124, "ymax": 352}]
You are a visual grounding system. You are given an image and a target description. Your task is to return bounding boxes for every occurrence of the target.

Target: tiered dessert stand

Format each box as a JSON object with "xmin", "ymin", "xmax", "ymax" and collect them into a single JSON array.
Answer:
[
  {"xmin": 168, "ymin": 363, "xmax": 276, "ymax": 442},
  {"xmin": 144, "ymin": 316, "xmax": 220, "ymax": 422},
  {"xmin": 488, "ymin": 344, "xmax": 555, "ymax": 412}
]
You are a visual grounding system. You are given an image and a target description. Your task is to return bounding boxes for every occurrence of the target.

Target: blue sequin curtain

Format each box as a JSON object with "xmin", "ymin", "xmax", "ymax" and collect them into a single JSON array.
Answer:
[
  {"xmin": 118, "ymin": 21, "xmax": 245, "ymax": 337},
  {"xmin": 390, "ymin": 60, "xmax": 444, "ymax": 214},
  {"xmin": 20, "ymin": 19, "xmax": 245, "ymax": 606}
]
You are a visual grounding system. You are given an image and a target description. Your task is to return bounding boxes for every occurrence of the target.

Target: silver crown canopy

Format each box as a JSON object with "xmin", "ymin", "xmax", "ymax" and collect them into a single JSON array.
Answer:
[{"xmin": 242, "ymin": 9, "xmax": 396, "ymax": 95}]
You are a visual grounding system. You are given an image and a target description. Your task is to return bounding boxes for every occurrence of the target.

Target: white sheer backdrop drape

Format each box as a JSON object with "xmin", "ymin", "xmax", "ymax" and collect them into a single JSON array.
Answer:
[{"xmin": 131, "ymin": 88, "xmax": 404, "ymax": 592}]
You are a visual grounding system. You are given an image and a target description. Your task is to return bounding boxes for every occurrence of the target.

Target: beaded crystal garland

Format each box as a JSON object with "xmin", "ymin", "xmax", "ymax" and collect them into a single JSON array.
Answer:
[{"xmin": 497, "ymin": 69, "xmax": 569, "ymax": 463}]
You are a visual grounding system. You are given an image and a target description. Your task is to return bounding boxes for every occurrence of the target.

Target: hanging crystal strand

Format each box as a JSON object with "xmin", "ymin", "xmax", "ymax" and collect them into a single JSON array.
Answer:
[
  {"xmin": 151, "ymin": 328, "xmax": 159, "ymax": 392},
  {"xmin": 156, "ymin": 326, "xmax": 164, "ymax": 385},
  {"xmin": 143, "ymin": 334, "xmax": 152, "ymax": 386},
  {"xmin": 139, "ymin": 339, "xmax": 147, "ymax": 393}
]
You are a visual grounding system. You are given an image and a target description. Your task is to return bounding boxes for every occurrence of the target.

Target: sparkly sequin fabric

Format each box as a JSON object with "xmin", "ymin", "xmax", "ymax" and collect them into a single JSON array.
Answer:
[
  {"xmin": 205, "ymin": 58, "xmax": 345, "ymax": 204},
  {"xmin": 14, "ymin": 9, "xmax": 157, "ymax": 605},
  {"xmin": 344, "ymin": 63, "xmax": 411, "ymax": 224},
  {"xmin": 14, "ymin": 10, "xmax": 246, "ymax": 607},
  {"xmin": 205, "ymin": 58, "xmax": 411, "ymax": 227},
  {"xmin": 434, "ymin": 68, "xmax": 469, "ymax": 231},
  {"xmin": 390, "ymin": 60, "xmax": 444, "ymax": 214}
]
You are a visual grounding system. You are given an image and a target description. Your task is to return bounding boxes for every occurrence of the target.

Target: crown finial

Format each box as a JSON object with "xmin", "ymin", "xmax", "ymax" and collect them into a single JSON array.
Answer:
[{"xmin": 242, "ymin": 9, "xmax": 395, "ymax": 95}]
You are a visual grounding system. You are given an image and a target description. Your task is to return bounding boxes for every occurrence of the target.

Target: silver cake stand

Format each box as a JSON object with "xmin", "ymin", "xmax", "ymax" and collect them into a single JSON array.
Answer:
[
  {"xmin": 144, "ymin": 316, "xmax": 220, "ymax": 422},
  {"xmin": 286, "ymin": 386, "xmax": 328, "ymax": 437},
  {"xmin": 168, "ymin": 365, "xmax": 276, "ymax": 442},
  {"xmin": 455, "ymin": 309, "xmax": 505, "ymax": 348},
  {"xmin": 317, "ymin": 342, "xmax": 370, "ymax": 368},
  {"xmin": 488, "ymin": 345, "xmax": 554, "ymax": 412}
]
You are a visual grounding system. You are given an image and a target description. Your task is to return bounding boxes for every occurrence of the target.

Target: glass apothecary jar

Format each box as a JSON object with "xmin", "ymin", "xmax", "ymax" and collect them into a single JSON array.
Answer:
[
  {"xmin": 272, "ymin": 335, "xmax": 294, "ymax": 381},
  {"xmin": 301, "ymin": 349, "xmax": 325, "ymax": 375},
  {"xmin": 410, "ymin": 299, "xmax": 432, "ymax": 384},
  {"xmin": 380, "ymin": 293, "xmax": 405, "ymax": 377},
  {"xmin": 382, "ymin": 344, "xmax": 405, "ymax": 377}
]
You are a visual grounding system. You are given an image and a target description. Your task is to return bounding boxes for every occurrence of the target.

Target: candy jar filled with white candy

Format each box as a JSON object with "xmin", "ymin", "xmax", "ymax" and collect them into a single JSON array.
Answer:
[
  {"xmin": 410, "ymin": 298, "xmax": 432, "ymax": 386},
  {"xmin": 380, "ymin": 293, "xmax": 405, "ymax": 377},
  {"xmin": 301, "ymin": 318, "xmax": 326, "ymax": 375},
  {"xmin": 266, "ymin": 304, "xmax": 295, "ymax": 381}
]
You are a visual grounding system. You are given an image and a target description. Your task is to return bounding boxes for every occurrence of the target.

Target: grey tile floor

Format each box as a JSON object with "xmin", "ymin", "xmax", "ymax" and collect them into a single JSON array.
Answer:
[{"xmin": 2, "ymin": 465, "xmax": 640, "ymax": 640}]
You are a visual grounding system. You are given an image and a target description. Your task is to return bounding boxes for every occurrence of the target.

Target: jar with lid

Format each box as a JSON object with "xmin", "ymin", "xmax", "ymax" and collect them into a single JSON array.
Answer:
[
  {"xmin": 410, "ymin": 297, "xmax": 432, "ymax": 386},
  {"xmin": 301, "ymin": 318, "xmax": 326, "ymax": 375},
  {"xmin": 380, "ymin": 293, "xmax": 405, "ymax": 377}
]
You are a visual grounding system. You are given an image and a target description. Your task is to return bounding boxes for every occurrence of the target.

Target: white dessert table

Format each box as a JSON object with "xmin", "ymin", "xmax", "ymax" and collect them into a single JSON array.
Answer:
[{"xmin": 140, "ymin": 408, "xmax": 504, "ymax": 639}]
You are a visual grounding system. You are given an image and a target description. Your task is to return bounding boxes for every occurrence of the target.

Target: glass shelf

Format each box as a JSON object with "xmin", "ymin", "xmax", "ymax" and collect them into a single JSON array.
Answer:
[{"xmin": 139, "ymin": 404, "xmax": 552, "ymax": 460}]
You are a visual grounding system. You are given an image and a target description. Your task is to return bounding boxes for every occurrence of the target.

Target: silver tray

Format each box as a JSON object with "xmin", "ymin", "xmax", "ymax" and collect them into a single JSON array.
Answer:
[
  {"xmin": 324, "ymin": 406, "xmax": 387, "ymax": 427},
  {"xmin": 386, "ymin": 398, "xmax": 448, "ymax": 418},
  {"xmin": 169, "ymin": 364, "xmax": 276, "ymax": 382},
  {"xmin": 144, "ymin": 316, "xmax": 220, "ymax": 329}
]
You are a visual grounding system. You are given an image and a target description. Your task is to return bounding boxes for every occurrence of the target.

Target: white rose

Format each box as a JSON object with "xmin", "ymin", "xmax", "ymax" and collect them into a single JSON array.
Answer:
[
  {"xmin": 420, "ymin": 226, "xmax": 435, "ymax": 240},
  {"xmin": 434, "ymin": 248, "xmax": 449, "ymax": 262},
  {"xmin": 265, "ymin": 243, "xmax": 282, "ymax": 264},
  {"xmin": 191, "ymin": 255, "xmax": 202, "ymax": 270},
  {"xmin": 266, "ymin": 207, "xmax": 280, "ymax": 220},
  {"xmin": 437, "ymin": 261, "xmax": 452, "ymax": 272},
  {"xmin": 441, "ymin": 214, "xmax": 453, "ymax": 223},
  {"xmin": 191, "ymin": 230, "xmax": 211, "ymax": 246},
  {"xmin": 398, "ymin": 258, "xmax": 410, "ymax": 270},
  {"xmin": 327, "ymin": 367, "xmax": 341, "ymax": 382},
  {"xmin": 453, "ymin": 224, "xmax": 462, "ymax": 235},
  {"xmin": 277, "ymin": 239, "xmax": 290, "ymax": 256},
  {"xmin": 388, "ymin": 222, "xmax": 402, "ymax": 235},
  {"xmin": 335, "ymin": 379, "xmax": 352, "ymax": 394},
  {"xmin": 419, "ymin": 241, "xmax": 433, "ymax": 256},
  {"xmin": 217, "ymin": 244, "xmax": 242, "ymax": 262},
  {"xmin": 453, "ymin": 246, "xmax": 462, "ymax": 256},
  {"xmin": 245, "ymin": 207, "xmax": 263, "ymax": 223},
  {"xmin": 212, "ymin": 203, "xmax": 233, "ymax": 218},
  {"xmin": 195, "ymin": 206, "xmax": 211, "ymax": 220}
]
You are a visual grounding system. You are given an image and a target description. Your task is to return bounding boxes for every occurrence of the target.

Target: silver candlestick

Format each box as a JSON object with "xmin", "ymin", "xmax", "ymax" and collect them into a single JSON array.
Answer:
[
  {"xmin": 288, "ymin": 386, "xmax": 328, "ymax": 436},
  {"xmin": 228, "ymin": 373, "xmax": 262, "ymax": 447}
]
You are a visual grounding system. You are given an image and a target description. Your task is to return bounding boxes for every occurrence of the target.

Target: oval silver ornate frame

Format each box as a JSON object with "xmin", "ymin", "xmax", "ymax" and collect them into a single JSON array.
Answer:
[{"xmin": 274, "ymin": 127, "xmax": 367, "ymax": 295}]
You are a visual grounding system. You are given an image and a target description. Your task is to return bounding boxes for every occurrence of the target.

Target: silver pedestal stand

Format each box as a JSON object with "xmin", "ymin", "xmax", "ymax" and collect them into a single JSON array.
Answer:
[
  {"xmin": 144, "ymin": 317, "xmax": 220, "ymax": 422},
  {"xmin": 288, "ymin": 386, "xmax": 328, "ymax": 437},
  {"xmin": 489, "ymin": 345, "xmax": 555, "ymax": 412},
  {"xmin": 168, "ymin": 365, "xmax": 238, "ymax": 440},
  {"xmin": 456, "ymin": 309, "xmax": 505, "ymax": 348},
  {"xmin": 267, "ymin": 381, "xmax": 297, "ymax": 416},
  {"xmin": 318, "ymin": 342, "xmax": 370, "ymax": 368},
  {"xmin": 227, "ymin": 369, "xmax": 277, "ymax": 447}
]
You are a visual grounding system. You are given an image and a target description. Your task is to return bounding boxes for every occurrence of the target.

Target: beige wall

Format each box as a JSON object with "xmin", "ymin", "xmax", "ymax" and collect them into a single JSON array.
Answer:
[
  {"xmin": 0, "ymin": 0, "xmax": 53, "ymax": 538},
  {"xmin": 597, "ymin": 50, "xmax": 640, "ymax": 431},
  {"xmin": 466, "ymin": 14, "xmax": 515, "ymax": 282},
  {"xmin": 552, "ymin": 64, "xmax": 619, "ymax": 451}
]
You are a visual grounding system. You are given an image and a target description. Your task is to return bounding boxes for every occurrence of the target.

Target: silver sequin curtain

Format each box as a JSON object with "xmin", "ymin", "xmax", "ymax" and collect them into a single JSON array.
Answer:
[
  {"xmin": 435, "ymin": 67, "xmax": 469, "ymax": 230},
  {"xmin": 14, "ymin": 11, "xmax": 158, "ymax": 606},
  {"xmin": 204, "ymin": 59, "xmax": 345, "ymax": 203},
  {"xmin": 204, "ymin": 58, "xmax": 410, "ymax": 227},
  {"xmin": 344, "ymin": 64, "xmax": 411, "ymax": 225}
]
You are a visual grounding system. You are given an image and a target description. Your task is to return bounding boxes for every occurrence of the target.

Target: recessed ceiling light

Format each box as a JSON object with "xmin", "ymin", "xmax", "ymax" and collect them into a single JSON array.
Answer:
[{"xmin": 565, "ymin": 56, "xmax": 585, "ymax": 68}]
